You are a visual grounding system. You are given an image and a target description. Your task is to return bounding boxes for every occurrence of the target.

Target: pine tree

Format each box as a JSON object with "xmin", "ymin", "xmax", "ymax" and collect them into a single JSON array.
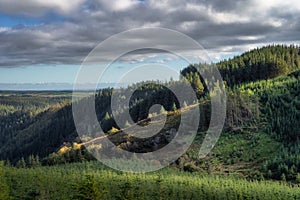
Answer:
[
  {"xmin": 124, "ymin": 120, "xmax": 131, "ymax": 128},
  {"xmin": 172, "ymin": 103, "xmax": 177, "ymax": 111},
  {"xmin": 35, "ymin": 155, "xmax": 41, "ymax": 167},
  {"xmin": 192, "ymin": 74, "xmax": 204, "ymax": 95},
  {"xmin": 72, "ymin": 175, "xmax": 106, "ymax": 200},
  {"xmin": 28, "ymin": 155, "xmax": 36, "ymax": 168},
  {"xmin": 16, "ymin": 157, "xmax": 26, "ymax": 168},
  {"xmin": 4, "ymin": 159, "xmax": 11, "ymax": 167},
  {"xmin": 104, "ymin": 112, "xmax": 110, "ymax": 121},
  {"xmin": 0, "ymin": 161, "xmax": 10, "ymax": 200},
  {"xmin": 281, "ymin": 173, "xmax": 286, "ymax": 181},
  {"xmin": 160, "ymin": 106, "xmax": 166, "ymax": 114},
  {"xmin": 183, "ymin": 101, "xmax": 188, "ymax": 108}
]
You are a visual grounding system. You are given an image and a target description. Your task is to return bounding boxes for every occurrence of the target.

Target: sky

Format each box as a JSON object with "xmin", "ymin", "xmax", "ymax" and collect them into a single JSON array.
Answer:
[{"xmin": 0, "ymin": 0, "xmax": 299, "ymax": 89}]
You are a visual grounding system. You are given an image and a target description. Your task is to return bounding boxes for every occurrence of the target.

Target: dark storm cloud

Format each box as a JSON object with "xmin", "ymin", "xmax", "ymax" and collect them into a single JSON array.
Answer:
[{"xmin": 0, "ymin": 0, "xmax": 299, "ymax": 67}]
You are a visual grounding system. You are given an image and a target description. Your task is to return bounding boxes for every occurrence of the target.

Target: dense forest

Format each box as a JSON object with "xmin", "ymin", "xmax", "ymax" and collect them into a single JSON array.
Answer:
[{"xmin": 0, "ymin": 45, "xmax": 300, "ymax": 199}]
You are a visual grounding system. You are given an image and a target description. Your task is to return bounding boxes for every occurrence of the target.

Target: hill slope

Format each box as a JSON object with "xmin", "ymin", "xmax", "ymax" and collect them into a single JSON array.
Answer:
[{"xmin": 0, "ymin": 45, "xmax": 299, "ymax": 182}]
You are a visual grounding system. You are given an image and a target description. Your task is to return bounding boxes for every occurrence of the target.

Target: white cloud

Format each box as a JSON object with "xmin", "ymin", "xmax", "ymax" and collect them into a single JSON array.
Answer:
[
  {"xmin": 0, "ymin": 27, "xmax": 9, "ymax": 33},
  {"xmin": 98, "ymin": 0, "xmax": 140, "ymax": 11},
  {"xmin": 237, "ymin": 35, "xmax": 265, "ymax": 41}
]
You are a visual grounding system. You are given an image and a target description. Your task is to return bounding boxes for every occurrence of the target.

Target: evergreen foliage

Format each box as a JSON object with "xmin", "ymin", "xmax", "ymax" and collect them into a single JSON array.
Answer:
[{"xmin": 2, "ymin": 162, "xmax": 300, "ymax": 200}]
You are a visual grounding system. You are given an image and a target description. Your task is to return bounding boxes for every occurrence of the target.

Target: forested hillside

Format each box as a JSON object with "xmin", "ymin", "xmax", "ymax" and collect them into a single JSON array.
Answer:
[
  {"xmin": 0, "ymin": 94, "xmax": 72, "ymax": 162},
  {"xmin": 218, "ymin": 45, "xmax": 300, "ymax": 86},
  {"xmin": 0, "ymin": 45, "xmax": 299, "ymax": 184},
  {"xmin": 182, "ymin": 45, "xmax": 300, "ymax": 87}
]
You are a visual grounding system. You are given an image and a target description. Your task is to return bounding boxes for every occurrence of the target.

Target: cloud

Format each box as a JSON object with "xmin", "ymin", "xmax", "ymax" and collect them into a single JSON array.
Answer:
[
  {"xmin": 0, "ymin": 0, "xmax": 85, "ymax": 16},
  {"xmin": 96, "ymin": 0, "xmax": 140, "ymax": 12},
  {"xmin": 0, "ymin": 0, "xmax": 299, "ymax": 67}
]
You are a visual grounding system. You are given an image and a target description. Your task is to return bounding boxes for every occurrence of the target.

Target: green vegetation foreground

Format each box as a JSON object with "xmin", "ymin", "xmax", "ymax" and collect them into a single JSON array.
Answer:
[{"xmin": 1, "ymin": 161, "xmax": 300, "ymax": 200}]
